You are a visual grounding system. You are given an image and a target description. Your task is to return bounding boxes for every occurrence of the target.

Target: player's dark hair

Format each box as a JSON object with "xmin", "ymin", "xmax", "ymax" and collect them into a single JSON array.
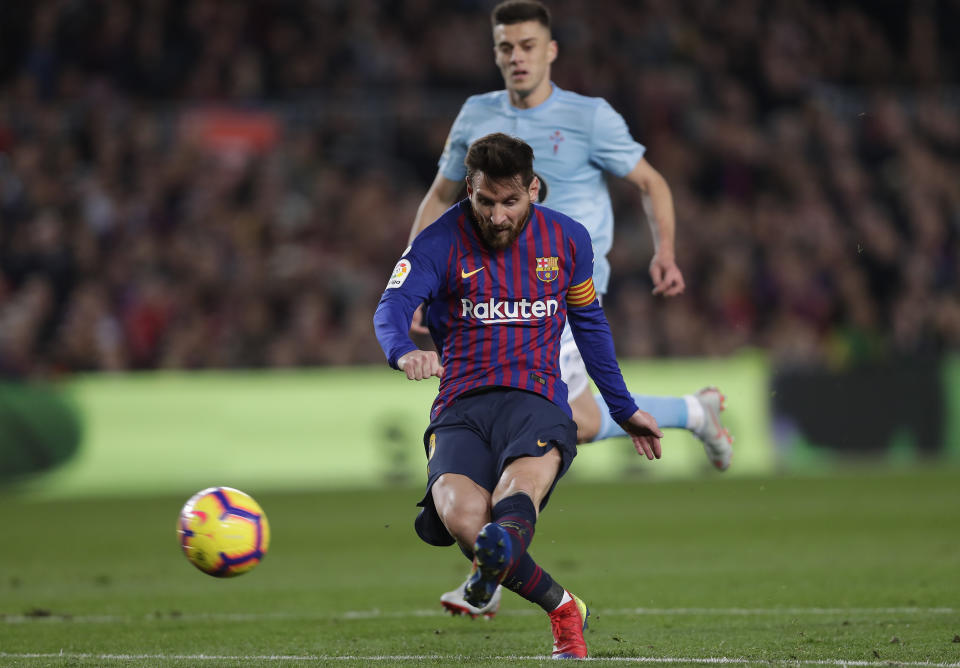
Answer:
[
  {"xmin": 491, "ymin": 0, "xmax": 551, "ymax": 30},
  {"xmin": 465, "ymin": 133, "xmax": 536, "ymax": 189}
]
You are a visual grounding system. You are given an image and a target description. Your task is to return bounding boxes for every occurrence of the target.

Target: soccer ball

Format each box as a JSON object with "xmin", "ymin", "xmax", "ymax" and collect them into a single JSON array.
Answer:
[{"xmin": 177, "ymin": 486, "xmax": 270, "ymax": 577}]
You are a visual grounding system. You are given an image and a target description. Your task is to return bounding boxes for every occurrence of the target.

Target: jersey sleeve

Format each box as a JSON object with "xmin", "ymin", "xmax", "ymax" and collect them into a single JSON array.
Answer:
[
  {"xmin": 566, "ymin": 222, "xmax": 598, "ymax": 309},
  {"xmin": 437, "ymin": 103, "xmax": 472, "ymax": 182},
  {"xmin": 373, "ymin": 227, "xmax": 450, "ymax": 369},
  {"xmin": 589, "ymin": 99, "xmax": 647, "ymax": 178},
  {"xmin": 565, "ymin": 222, "xmax": 639, "ymax": 423}
]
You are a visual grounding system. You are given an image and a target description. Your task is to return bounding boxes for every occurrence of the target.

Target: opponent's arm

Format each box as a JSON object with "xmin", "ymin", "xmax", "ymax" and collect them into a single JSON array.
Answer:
[
  {"xmin": 623, "ymin": 158, "xmax": 685, "ymax": 297},
  {"xmin": 409, "ymin": 174, "xmax": 462, "ymax": 244},
  {"xmin": 406, "ymin": 174, "xmax": 462, "ymax": 335}
]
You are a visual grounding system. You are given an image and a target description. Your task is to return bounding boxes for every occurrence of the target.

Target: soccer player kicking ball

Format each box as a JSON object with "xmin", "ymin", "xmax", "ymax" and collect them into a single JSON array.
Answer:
[
  {"xmin": 408, "ymin": 1, "xmax": 733, "ymax": 617},
  {"xmin": 375, "ymin": 133, "xmax": 663, "ymax": 659}
]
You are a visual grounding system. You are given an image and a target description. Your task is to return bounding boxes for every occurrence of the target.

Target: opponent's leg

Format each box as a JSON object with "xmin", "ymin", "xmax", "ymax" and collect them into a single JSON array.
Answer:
[
  {"xmin": 589, "ymin": 388, "xmax": 733, "ymax": 470},
  {"xmin": 559, "ymin": 320, "xmax": 733, "ymax": 467}
]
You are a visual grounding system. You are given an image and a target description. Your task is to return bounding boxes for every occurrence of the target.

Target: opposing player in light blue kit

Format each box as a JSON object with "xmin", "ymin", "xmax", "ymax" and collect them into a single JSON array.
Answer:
[{"xmin": 407, "ymin": 0, "xmax": 734, "ymax": 619}]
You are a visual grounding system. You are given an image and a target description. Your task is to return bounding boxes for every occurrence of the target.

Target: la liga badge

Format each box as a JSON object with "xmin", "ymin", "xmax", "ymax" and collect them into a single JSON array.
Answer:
[{"xmin": 387, "ymin": 258, "xmax": 412, "ymax": 288}]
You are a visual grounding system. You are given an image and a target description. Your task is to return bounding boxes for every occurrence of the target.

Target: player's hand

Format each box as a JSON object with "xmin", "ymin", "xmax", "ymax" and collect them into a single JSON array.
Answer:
[
  {"xmin": 409, "ymin": 304, "xmax": 430, "ymax": 335},
  {"xmin": 619, "ymin": 409, "xmax": 663, "ymax": 460},
  {"xmin": 397, "ymin": 350, "xmax": 444, "ymax": 381},
  {"xmin": 650, "ymin": 253, "xmax": 685, "ymax": 297}
]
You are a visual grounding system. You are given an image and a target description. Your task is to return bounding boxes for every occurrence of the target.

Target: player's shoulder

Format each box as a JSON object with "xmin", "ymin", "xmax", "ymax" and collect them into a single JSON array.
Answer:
[
  {"xmin": 553, "ymin": 86, "xmax": 604, "ymax": 106},
  {"xmin": 533, "ymin": 203, "xmax": 590, "ymax": 240},
  {"xmin": 461, "ymin": 90, "xmax": 507, "ymax": 112},
  {"xmin": 551, "ymin": 85, "xmax": 612, "ymax": 112}
]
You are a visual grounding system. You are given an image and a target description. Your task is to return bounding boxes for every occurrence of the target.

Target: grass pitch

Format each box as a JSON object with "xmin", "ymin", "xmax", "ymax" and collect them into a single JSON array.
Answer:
[{"xmin": 1, "ymin": 467, "xmax": 958, "ymax": 667}]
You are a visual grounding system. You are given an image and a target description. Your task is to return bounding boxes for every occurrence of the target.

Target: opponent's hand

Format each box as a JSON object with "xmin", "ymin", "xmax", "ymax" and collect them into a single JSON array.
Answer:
[
  {"xmin": 619, "ymin": 409, "xmax": 663, "ymax": 460},
  {"xmin": 409, "ymin": 304, "xmax": 430, "ymax": 335},
  {"xmin": 650, "ymin": 253, "xmax": 685, "ymax": 297},
  {"xmin": 397, "ymin": 350, "xmax": 444, "ymax": 381}
]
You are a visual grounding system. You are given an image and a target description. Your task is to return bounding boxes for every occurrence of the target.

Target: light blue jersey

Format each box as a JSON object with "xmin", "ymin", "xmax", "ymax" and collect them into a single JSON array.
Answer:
[{"xmin": 437, "ymin": 83, "xmax": 646, "ymax": 294}]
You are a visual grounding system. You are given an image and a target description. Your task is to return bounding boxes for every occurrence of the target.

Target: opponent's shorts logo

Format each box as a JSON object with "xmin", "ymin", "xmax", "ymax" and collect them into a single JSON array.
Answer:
[
  {"xmin": 428, "ymin": 433, "xmax": 436, "ymax": 460},
  {"xmin": 387, "ymin": 258, "xmax": 411, "ymax": 289},
  {"xmin": 536, "ymin": 256, "xmax": 559, "ymax": 282}
]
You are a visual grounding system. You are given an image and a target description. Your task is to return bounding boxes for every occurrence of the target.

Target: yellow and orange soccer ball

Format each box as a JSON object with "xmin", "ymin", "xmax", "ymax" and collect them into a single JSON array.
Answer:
[{"xmin": 177, "ymin": 487, "xmax": 270, "ymax": 577}]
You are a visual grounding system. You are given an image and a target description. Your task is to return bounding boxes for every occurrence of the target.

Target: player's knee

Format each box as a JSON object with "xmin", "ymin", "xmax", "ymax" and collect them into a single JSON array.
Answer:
[
  {"xmin": 440, "ymin": 505, "xmax": 487, "ymax": 546},
  {"xmin": 432, "ymin": 475, "xmax": 490, "ymax": 545}
]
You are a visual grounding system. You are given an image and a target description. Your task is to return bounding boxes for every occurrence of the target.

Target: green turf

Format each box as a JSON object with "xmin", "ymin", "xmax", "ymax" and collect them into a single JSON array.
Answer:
[{"xmin": 1, "ymin": 467, "xmax": 959, "ymax": 667}]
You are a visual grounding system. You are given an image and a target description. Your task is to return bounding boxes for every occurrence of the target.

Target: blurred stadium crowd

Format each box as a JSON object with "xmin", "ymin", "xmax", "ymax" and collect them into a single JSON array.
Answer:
[{"xmin": 1, "ymin": 0, "xmax": 958, "ymax": 377}]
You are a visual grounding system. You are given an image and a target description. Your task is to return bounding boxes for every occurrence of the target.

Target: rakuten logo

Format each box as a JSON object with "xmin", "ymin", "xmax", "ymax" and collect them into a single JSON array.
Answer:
[{"xmin": 460, "ymin": 298, "xmax": 559, "ymax": 323}]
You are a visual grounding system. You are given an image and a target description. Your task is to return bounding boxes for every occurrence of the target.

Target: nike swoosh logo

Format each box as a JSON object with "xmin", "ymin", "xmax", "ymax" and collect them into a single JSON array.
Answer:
[
  {"xmin": 537, "ymin": 439, "xmax": 548, "ymax": 447},
  {"xmin": 461, "ymin": 267, "xmax": 485, "ymax": 279}
]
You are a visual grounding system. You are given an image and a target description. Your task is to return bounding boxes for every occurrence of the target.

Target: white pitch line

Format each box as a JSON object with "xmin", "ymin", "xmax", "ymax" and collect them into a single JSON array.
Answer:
[
  {"xmin": 0, "ymin": 653, "xmax": 959, "ymax": 667},
  {"xmin": 0, "ymin": 606, "xmax": 954, "ymax": 624}
]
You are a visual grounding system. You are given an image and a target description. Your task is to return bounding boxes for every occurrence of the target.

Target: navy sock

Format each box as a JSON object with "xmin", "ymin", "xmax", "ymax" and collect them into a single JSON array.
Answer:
[
  {"xmin": 502, "ymin": 553, "xmax": 565, "ymax": 612},
  {"xmin": 491, "ymin": 493, "xmax": 537, "ymax": 578}
]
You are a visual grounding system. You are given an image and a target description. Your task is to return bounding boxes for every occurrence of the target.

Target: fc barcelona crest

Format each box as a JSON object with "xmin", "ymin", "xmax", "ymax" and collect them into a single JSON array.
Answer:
[{"xmin": 536, "ymin": 256, "xmax": 559, "ymax": 282}]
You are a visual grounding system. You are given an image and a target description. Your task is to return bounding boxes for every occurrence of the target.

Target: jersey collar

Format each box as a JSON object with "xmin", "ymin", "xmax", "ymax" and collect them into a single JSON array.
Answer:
[{"xmin": 504, "ymin": 82, "xmax": 560, "ymax": 115}]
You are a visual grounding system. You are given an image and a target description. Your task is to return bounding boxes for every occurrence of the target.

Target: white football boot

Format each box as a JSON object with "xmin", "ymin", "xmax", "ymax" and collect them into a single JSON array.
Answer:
[
  {"xmin": 440, "ymin": 576, "xmax": 502, "ymax": 619},
  {"xmin": 693, "ymin": 387, "xmax": 733, "ymax": 471}
]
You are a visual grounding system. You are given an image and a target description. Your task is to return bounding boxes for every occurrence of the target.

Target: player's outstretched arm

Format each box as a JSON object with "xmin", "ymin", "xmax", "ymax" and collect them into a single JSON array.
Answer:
[
  {"xmin": 619, "ymin": 409, "xmax": 663, "ymax": 460},
  {"xmin": 397, "ymin": 350, "xmax": 444, "ymax": 381},
  {"xmin": 375, "ymin": 233, "xmax": 446, "ymax": 370},
  {"xmin": 624, "ymin": 158, "xmax": 686, "ymax": 297}
]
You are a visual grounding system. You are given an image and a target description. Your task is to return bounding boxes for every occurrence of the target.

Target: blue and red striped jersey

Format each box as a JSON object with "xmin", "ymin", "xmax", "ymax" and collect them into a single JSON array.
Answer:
[{"xmin": 374, "ymin": 201, "xmax": 638, "ymax": 423}]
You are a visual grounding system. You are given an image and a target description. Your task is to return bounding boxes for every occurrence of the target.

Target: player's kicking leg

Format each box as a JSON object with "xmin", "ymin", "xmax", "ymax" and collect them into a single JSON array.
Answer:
[{"xmin": 461, "ymin": 520, "xmax": 590, "ymax": 658}]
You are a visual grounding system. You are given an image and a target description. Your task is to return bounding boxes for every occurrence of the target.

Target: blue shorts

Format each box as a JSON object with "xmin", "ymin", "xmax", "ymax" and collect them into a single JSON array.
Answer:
[{"xmin": 414, "ymin": 388, "xmax": 578, "ymax": 546}]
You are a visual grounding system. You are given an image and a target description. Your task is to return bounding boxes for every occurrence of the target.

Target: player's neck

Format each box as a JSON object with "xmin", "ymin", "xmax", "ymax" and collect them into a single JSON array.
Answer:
[{"xmin": 508, "ymin": 80, "xmax": 553, "ymax": 110}]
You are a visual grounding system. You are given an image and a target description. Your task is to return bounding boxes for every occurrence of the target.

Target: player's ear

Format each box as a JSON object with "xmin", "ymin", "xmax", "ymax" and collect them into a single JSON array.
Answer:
[
  {"xmin": 533, "ymin": 172, "xmax": 548, "ymax": 202},
  {"xmin": 547, "ymin": 39, "xmax": 557, "ymax": 64},
  {"xmin": 528, "ymin": 175, "xmax": 541, "ymax": 203}
]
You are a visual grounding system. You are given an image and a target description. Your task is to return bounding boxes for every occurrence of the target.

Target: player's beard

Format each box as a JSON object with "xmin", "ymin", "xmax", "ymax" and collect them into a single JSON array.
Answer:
[{"xmin": 473, "ymin": 206, "xmax": 530, "ymax": 250}]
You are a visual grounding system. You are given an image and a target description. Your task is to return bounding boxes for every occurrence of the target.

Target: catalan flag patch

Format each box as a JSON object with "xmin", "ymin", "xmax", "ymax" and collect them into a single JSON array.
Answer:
[{"xmin": 567, "ymin": 278, "xmax": 597, "ymax": 307}]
